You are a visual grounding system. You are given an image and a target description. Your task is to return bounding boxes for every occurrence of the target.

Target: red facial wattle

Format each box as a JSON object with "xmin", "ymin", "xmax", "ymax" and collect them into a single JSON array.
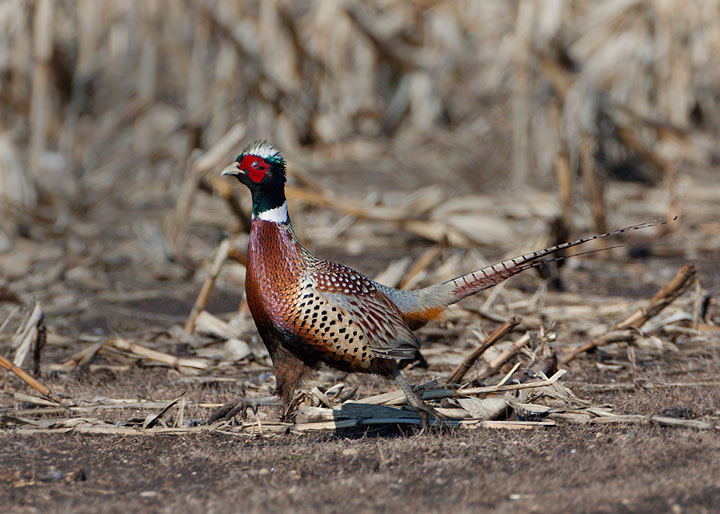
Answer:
[{"xmin": 240, "ymin": 155, "xmax": 269, "ymax": 183}]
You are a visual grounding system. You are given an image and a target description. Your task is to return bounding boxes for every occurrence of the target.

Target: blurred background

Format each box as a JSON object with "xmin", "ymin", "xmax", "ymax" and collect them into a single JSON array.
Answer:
[{"xmin": 0, "ymin": 0, "xmax": 719, "ymax": 336}]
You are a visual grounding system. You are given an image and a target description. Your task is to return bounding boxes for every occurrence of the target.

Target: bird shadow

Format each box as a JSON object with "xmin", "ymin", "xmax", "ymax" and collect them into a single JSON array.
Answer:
[{"xmin": 314, "ymin": 402, "xmax": 461, "ymax": 440}]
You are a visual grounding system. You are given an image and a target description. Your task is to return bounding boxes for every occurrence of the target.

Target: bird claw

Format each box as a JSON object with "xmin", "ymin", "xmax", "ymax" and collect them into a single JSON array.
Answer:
[
  {"xmin": 411, "ymin": 403, "xmax": 448, "ymax": 431},
  {"xmin": 208, "ymin": 398, "xmax": 252, "ymax": 424},
  {"xmin": 208, "ymin": 395, "xmax": 284, "ymax": 424}
]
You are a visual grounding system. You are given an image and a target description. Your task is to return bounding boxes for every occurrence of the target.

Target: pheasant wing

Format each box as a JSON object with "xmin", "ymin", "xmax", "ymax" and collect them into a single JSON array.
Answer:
[
  {"xmin": 306, "ymin": 264, "xmax": 420, "ymax": 361},
  {"xmin": 320, "ymin": 290, "xmax": 419, "ymax": 359}
]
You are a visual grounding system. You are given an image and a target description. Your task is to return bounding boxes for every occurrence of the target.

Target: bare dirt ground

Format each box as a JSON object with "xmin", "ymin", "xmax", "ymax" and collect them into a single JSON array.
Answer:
[{"xmin": 2, "ymin": 420, "xmax": 719, "ymax": 514}]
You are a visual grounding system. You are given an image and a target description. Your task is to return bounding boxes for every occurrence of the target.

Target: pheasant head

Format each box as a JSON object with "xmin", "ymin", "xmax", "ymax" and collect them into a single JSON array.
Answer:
[{"xmin": 222, "ymin": 139, "xmax": 288, "ymax": 222}]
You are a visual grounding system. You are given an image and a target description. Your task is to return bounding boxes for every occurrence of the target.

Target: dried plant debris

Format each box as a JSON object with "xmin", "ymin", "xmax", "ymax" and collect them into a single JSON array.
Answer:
[
  {"xmin": 2, "ymin": 234, "xmax": 719, "ymax": 437},
  {"xmin": 3, "ymin": 363, "xmax": 717, "ymax": 436},
  {"xmin": 3, "ymin": 255, "xmax": 719, "ymax": 437}
]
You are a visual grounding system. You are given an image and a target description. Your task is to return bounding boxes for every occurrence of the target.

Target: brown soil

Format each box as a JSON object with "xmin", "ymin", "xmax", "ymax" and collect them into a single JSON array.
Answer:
[
  {"xmin": 2, "ymin": 343, "xmax": 719, "ymax": 513},
  {"xmin": 2, "ymin": 418, "xmax": 719, "ymax": 513}
]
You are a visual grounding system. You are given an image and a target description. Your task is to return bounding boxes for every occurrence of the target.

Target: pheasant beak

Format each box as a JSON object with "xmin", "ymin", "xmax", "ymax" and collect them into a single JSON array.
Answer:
[{"xmin": 221, "ymin": 162, "xmax": 243, "ymax": 177}]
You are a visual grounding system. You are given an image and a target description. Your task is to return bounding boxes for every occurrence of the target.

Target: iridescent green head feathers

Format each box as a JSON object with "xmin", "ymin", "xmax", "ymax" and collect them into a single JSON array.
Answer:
[{"xmin": 222, "ymin": 140, "xmax": 289, "ymax": 221}]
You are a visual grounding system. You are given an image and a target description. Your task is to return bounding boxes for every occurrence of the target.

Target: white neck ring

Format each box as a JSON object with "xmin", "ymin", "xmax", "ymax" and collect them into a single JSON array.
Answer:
[{"xmin": 255, "ymin": 201, "xmax": 289, "ymax": 223}]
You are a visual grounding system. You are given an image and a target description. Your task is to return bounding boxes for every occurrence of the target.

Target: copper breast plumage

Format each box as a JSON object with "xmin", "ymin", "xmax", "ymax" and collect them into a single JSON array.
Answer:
[{"xmin": 246, "ymin": 220, "xmax": 419, "ymax": 371}]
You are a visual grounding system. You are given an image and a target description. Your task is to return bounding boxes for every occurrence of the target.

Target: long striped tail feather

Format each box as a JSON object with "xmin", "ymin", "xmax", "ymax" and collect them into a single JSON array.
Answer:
[{"xmin": 419, "ymin": 218, "xmax": 671, "ymax": 311}]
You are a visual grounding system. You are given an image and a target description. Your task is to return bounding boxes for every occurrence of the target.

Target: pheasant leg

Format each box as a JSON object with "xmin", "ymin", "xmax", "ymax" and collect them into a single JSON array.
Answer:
[{"xmin": 392, "ymin": 369, "xmax": 445, "ymax": 429}]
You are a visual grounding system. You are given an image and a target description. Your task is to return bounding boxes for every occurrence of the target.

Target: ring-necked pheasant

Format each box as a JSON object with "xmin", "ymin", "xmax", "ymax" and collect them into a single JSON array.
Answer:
[{"xmin": 211, "ymin": 139, "xmax": 660, "ymax": 424}]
